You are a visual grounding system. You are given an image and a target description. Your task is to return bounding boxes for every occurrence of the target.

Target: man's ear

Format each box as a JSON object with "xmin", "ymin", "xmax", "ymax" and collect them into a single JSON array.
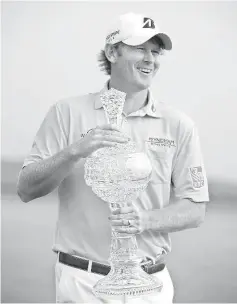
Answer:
[{"xmin": 104, "ymin": 44, "xmax": 119, "ymax": 63}]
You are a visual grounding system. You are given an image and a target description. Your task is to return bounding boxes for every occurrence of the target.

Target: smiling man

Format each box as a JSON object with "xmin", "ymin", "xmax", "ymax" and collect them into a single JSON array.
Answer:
[
  {"xmin": 107, "ymin": 38, "xmax": 161, "ymax": 100},
  {"xmin": 17, "ymin": 12, "xmax": 209, "ymax": 304}
]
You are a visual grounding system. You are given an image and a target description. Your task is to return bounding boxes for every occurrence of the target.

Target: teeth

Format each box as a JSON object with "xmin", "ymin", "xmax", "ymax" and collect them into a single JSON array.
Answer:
[{"xmin": 138, "ymin": 68, "xmax": 152, "ymax": 73}]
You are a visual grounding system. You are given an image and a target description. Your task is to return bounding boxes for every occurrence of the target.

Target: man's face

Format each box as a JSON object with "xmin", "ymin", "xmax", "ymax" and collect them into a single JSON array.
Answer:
[{"xmin": 113, "ymin": 38, "xmax": 162, "ymax": 91}]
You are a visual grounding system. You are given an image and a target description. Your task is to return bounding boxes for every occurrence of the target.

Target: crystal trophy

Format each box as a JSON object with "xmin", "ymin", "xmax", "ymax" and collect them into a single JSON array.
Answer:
[{"xmin": 84, "ymin": 88, "xmax": 162, "ymax": 300}]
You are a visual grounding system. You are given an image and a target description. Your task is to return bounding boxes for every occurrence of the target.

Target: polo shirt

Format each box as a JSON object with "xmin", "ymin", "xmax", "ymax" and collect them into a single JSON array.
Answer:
[{"xmin": 23, "ymin": 82, "xmax": 209, "ymax": 265}]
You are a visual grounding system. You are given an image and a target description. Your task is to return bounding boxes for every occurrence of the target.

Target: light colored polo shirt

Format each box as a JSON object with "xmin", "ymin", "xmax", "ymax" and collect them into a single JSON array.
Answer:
[{"xmin": 23, "ymin": 82, "xmax": 209, "ymax": 265}]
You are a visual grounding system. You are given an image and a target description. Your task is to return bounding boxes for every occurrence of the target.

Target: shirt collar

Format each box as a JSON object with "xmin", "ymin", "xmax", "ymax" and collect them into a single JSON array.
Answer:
[{"xmin": 94, "ymin": 80, "xmax": 162, "ymax": 118}]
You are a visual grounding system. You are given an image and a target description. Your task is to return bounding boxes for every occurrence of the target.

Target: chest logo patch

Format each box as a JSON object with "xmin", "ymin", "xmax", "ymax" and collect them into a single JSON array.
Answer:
[
  {"xmin": 147, "ymin": 137, "xmax": 176, "ymax": 148},
  {"xmin": 189, "ymin": 166, "xmax": 204, "ymax": 188}
]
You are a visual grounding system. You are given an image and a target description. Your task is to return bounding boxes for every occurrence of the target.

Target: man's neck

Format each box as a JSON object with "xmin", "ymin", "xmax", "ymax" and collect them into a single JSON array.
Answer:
[{"xmin": 108, "ymin": 80, "xmax": 148, "ymax": 115}]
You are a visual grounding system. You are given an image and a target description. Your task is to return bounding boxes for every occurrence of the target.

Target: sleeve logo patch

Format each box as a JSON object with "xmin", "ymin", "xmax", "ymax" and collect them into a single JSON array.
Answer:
[{"xmin": 189, "ymin": 166, "xmax": 204, "ymax": 188}]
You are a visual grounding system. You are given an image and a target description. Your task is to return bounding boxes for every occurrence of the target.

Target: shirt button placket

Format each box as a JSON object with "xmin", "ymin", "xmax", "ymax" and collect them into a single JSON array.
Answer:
[{"xmin": 121, "ymin": 114, "xmax": 130, "ymax": 136}]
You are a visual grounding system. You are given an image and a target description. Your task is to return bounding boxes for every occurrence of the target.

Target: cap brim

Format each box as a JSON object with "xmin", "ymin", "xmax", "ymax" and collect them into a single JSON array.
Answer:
[{"xmin": 123, "ymin": 31, "xmax": 172, "ymax": 50}]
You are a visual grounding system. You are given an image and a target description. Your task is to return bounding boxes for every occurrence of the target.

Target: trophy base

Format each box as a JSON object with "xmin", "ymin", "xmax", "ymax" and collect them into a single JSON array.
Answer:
[{"xmin": 93, "ymin": 260, "xmax": 163, "ymax": 300}]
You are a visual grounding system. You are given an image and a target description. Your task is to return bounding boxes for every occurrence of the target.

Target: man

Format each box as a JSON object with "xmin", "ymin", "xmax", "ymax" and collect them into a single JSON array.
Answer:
[{"xmin": 17, "ymin": 12, "xmax": 209, "ymax": 304}]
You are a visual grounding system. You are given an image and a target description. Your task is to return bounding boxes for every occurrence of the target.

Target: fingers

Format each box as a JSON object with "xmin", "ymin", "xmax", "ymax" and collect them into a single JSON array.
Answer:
[
  {"xmin": 75, "ymin": 124, "xmax": 130, "ymax": 158},
  {"xmin": 103, "ymin": 134, "xmax": 129, "ymax": 143},
  {"xmin": 94, "ymin": 128, "xmax": 129, "ymax": 140},
  {"xmin": 94, "ymin": 124, "xmax": 131, "ymax": 138},
  {"xmin": 91, "ymin": 135, "xmax": 130, "ymax": 150},
  {"xmin": 81, "ymin": 123, "xmax": 131, "ymax": 157},
  {"xmin": 111, "ymin": 219, "xmax": 141, "ymax": 235},
  {"xmin": 89, "ymin": 125, "xmax": 130, "ymax": 144},
  {"xmin": 108, "ymin": 204, "xmax": 142, "ymax": 234},
  {"xmin": 114, "ymin": 227, "xmax": 138, "ymax": 234},
  {"xmin": 111, "ymin": 206, "xmax": 134, "ymax": 215},
  {"xmin": 97, "ymin": 124, "xmax": 122, "ymax": 132},
  {"xmin": 111, "ymin": 218, "xmax": 136, "ymax": 227},
  {"xmin": 109, "ymin": 208, "xmax": 135, "ymax": 221},
  {"xmin": 93, "ymin": 139, "xmax": 126, "ymax": 152}
]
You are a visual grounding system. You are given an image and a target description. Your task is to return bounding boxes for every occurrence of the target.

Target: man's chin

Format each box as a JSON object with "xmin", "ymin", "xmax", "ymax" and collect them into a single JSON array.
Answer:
[{"xmin": 136, "ymin": 81, "xmax": 151, "ymax": 91}]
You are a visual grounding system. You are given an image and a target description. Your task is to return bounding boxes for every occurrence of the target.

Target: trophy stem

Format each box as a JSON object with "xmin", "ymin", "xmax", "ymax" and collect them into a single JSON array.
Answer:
[
  {"xmin": 110, "ymin": 229, "xmax": 139, "ymax": 263},
  {"xmin": 108, "ymin": 202, "xmax": 141, "ymax": 267},
  {"xmin": 92, "ymin": 202, "xmax": 163, "ymax": 299}
]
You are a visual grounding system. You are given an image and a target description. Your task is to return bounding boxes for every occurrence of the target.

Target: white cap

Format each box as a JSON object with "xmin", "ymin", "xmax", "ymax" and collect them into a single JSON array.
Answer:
[{"xmin": 105, "ymin": 12, "xmax": 172, "ymax": 50}]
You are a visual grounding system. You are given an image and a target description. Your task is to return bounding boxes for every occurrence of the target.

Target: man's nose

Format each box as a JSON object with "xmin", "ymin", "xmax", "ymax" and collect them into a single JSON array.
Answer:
[{"xmin": 143, "ymin": 50, "xmax": 155, "ymax": 63}]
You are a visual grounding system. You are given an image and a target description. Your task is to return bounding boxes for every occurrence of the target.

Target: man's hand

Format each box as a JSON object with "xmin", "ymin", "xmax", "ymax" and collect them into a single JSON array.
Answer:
[
  {"xmin": 69, "ymin": 124, "xmax": 130, "ymax": 159},
  {"xmin": 108, "ymin": 202, "xmax": 150, "ymax": 234}
]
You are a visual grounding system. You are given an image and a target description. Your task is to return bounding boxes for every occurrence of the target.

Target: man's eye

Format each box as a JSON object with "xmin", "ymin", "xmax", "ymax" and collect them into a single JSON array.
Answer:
[
  {"xmin": 137, "ymin": 47, "xmax": 145, "ymax": 50},
  {"xmin": 152, "ymin": 50, "xmax": 160, "ymax": 55}
]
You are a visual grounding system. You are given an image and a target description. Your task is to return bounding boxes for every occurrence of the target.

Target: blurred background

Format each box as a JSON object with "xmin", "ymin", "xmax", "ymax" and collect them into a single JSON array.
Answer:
[{"xmin": 1, "ymin": 1, "xmax": 237, "ymax": 303}]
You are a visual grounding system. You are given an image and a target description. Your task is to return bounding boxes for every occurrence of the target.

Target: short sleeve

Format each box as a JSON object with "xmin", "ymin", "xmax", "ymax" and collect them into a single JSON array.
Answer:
[
  {"xmin": 171, "ymin": 124, "xmax": 209, "ymax": 203},
  {"xmin": 22, "ymin": 103, "xmax": 68, "ymax": 168}
]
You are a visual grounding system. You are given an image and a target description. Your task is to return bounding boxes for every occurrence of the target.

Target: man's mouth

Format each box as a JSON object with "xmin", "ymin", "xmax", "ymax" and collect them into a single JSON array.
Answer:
[{"xmin": 137, "ymin": 68, "xmax": 153, "ymax": 75}]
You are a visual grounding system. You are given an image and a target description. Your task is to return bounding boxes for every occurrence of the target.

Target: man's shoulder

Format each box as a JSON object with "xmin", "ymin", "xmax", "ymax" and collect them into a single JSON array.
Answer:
[
  {"xmin": 55, "ymin": 91, "xmax": 99, "ymax": 110},
  {"xmin": 158, "ymin": 101, "xmax": 195, "ymax": 131}
]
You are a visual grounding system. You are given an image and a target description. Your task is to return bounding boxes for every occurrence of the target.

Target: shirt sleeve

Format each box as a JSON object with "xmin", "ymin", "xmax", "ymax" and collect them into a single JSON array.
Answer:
[
  {"xmin": 22, "ymin": 103, "xmax": 68, "ymax": 168},
  {"xmin": 171, "ymin": 123, "xmax": 209, "ymax": 203}
]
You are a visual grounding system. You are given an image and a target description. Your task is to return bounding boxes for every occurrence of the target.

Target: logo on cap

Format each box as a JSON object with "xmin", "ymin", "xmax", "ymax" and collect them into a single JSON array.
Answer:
[
  {"xmin": 143, "ymin": 17, "xmax": 155, "ymax": 29},
  {"xmin": 106, "ymin": 30, "xmax": 120, "ymax": 43}
]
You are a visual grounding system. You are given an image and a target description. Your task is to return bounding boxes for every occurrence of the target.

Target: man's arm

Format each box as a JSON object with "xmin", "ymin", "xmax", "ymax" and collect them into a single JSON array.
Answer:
[
  {"xmin": 144, "ymin": 198, "xmax": 206, "ymax": 233},
  {"xmin": 17, "ymin": 147, "xmax": 79, "ymax": 203},
  {"xmin": 110, "ymin": 198, "xmax": 206, "ymax": 234},
  {"xmin": 17, "ymin": 125, "xmax": 129, "ymax": 203}
]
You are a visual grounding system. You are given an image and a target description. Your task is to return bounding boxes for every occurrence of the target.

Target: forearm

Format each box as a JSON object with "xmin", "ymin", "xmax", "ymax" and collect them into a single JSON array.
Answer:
[
  {"xmin": 17, "ymin": 147, "xmax": 80, "ymax": 202},
  {"xmin": 146, "ymin": 199, "xmax": 206, "ymax": 233}
]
